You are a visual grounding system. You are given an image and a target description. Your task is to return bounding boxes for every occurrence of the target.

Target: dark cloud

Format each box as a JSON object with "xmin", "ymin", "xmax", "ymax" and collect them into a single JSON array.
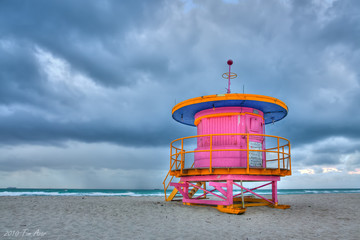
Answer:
[
  {"xmin": 0, "ymin": 110, "xmax": 193, "ymax": 147},
  {"xmin": 1, "ymin": 0, "xmax": 359, "ymax": 148},
  {"xmin": 319, "ymin": 0, "xmax": 360, "ymax": 48},
  {"xmin": 0, "ymin": 0, "xmax": 360, "ymax": 187},
  {"xmin": 0, "ymin": 0, "xmax": 167, "ymax": 87},
  {"xmin": 0, "ymin": 143, "xmax": 169, "ymax": 172},
  {"xmin": 0, "ymin": 41, "xmax": 44, "ymax": 104}
]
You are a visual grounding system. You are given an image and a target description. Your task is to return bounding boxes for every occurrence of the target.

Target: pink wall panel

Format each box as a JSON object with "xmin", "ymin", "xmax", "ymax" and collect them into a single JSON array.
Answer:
[{"xmin": 194, "ymin": 107, "xmax": 265, "ymax": 168}]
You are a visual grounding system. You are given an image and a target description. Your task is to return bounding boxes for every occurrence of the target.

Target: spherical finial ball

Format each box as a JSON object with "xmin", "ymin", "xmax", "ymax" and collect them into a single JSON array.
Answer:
[{"xmin": 227, "ymin": 59, "xmax": 233, "ymax": 66}]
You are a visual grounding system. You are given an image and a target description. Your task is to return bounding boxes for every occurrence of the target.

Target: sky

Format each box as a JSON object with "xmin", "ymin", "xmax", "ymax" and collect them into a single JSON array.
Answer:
[{"xmin": 0, "ymin": 0, "xmax": 359, "ymax": 189}]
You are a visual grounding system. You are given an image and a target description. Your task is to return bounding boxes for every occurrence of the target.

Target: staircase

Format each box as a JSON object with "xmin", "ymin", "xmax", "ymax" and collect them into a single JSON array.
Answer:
[
  {"xmin": 164, "ymin": 180, "xmax": 205, "ymax": 201},
  {"xmin": 188, "ymin": 182, "xmax": 203, "ymax": 198},
  {"xmin": 164, "ymin": 147, "xmax": 203, "ymax": 201},
  {"xmin": 163, "ymin": 160, "xmax": 180, "ymax": 201},
  {"xmin": 163, "ymin": 166, "xmax": 204, "ymax": 201}
]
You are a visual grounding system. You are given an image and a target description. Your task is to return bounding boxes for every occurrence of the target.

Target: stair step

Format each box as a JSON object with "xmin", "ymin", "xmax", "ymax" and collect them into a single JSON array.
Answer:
[{"xmin": 188, "ymin": 182, "xmax": 203, "ymax": 198}]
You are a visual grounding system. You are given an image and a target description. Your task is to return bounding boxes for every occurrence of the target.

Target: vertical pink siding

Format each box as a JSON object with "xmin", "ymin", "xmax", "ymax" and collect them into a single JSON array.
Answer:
[{"xmin": 194, "ymin": 107, "xmax": 265, "ymax": 168}]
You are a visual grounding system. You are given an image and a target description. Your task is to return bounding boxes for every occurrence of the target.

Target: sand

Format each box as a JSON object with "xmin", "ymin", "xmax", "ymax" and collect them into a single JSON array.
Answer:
[{"xmin": 0, "ymin": 194, "xmax": 359, "ymax": 240}]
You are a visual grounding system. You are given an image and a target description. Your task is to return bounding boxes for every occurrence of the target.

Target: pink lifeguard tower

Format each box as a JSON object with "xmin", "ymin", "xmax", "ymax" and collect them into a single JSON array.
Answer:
[{"xmin": 163, "ymin": 60, "xmax": 291, "ymax": 214}]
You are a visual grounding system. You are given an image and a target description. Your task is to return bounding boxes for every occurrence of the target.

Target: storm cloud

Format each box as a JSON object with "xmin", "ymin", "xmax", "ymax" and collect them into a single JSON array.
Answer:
[{"xmin": 0, "ymin": 0, "xmax": 359, "ymax": 188}]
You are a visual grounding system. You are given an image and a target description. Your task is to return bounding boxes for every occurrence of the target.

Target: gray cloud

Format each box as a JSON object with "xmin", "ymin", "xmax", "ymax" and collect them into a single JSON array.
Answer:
[
  {"xmin": 0, "ymin": 0, "xmax": 167, "ymax": 87},
  {"xmin": 0, "ymin": 142, "xmax": 169, "ymax": 172},
  {"xmin": 0, "ymin": 0, "xmax": 360, "ymax": 187}
]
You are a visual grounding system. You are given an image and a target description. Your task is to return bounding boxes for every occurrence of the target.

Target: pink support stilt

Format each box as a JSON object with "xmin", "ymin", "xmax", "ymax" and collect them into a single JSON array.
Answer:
[
  {"xmin": 227, "ymin": 180, "xmax": 233, "ymax": 205},
  {"xmin": 272, "ymin": 181, "xmax": 278, "ymax": 205},
  {"xmin": 172, "ymin": 175, "xmax": 281, "ymax": 207}
]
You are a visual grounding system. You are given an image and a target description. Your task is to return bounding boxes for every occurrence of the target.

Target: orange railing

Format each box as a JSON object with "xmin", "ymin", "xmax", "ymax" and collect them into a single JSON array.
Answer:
[
  {"xmin": 169, "ymin": 133, "xmax": 291, "ymax": 174},
  {"xmin": 163, "ymin": 147, "xmax": 194, "ymax": 201},
  {"xmin": 163, "ymin": 146, "xmax": 181, "ymax": 199}
]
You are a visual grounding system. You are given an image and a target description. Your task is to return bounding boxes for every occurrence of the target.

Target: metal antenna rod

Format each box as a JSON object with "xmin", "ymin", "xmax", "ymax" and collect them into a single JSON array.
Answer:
[
  {"xmin": 222, "ymin": 59, "xmax": 237, "ymax": 94},
  {"xmin": 227, "ymin": 59, "xmax": 233, "ymax": 94}
]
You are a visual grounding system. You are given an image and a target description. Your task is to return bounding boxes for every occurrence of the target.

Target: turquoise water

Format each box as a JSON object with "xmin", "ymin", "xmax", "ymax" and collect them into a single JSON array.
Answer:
[{"xmin": 0, "ymin": 188, "xmax": 359, "ymax": 196}]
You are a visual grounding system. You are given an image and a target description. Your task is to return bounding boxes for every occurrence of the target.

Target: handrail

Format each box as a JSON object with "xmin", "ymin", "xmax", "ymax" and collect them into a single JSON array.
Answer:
[
  {"xmin": 209, "ymin": 135, "xmax": 213, "ymax": 173},
  {"xmin": 170, "ymin": 133, "xmax": 290, "ymax": 145},
  {"xmin": 163, "ymin": 160, "xmax": 177, "ymax": 200},
  {"xmin": 267, "ymin": 144, "xmax": 289, "ymax": 151},
  {"xmin": 169, "ymin": 133, "xmax": 291, "ymax": 175},
  {"xmin": 277, "ymin": 137, "xmax": 280, "ymax": 173},
  {"xmin": 289, "ymin": 142, "xmax": 292, "ymax": 172},
  {"xmin": 163, "ymin": 161, "xmax": 196, "ymax": 201},
  {"xmin": 164, "ymin": 145, "xmax": 183, "ymax": 200}
]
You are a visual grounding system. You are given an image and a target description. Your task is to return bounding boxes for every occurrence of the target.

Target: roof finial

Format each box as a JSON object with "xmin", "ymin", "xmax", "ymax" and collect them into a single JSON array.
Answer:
[{"xmin": 222, "ymin": 59, "xmax": 237, "ymax": 94}]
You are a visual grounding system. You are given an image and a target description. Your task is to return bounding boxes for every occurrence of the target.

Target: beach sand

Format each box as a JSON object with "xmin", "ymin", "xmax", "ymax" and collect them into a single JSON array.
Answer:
[{"xmin": 1, "ymin": 194, "xmax": 359, "ymax": 240}]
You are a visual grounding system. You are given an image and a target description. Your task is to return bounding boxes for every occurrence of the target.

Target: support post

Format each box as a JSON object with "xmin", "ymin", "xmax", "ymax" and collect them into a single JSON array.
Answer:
[
  {"xmin": 272, "ymin": 181, "xmax": 278, "ymax": 206},
  {"xmin": 246, "ymin": 134, "xmax": 250, "ymax": 173},
  {"xmin": 282, "ymin": 146, "xmax": 285, "ymax": 168},
  {"xmin": 181, "ymin": 139, "xmax": 184, "ymax": 175},
  {"xmin": 202, "ymin": 182, "xmax": 206, "ymax": 199},
  {"xmin": 227, "ymin": 180, "xmax": 233, "ymax": 205},
  {"xmin": 170, "ymin": 144, "xmax": 172, "ymax": 170},
  {"xmin": 184, "ymin": 181, "xmax": 189, "ymax": 199},
  {"xmin": 240, "ymin": 180, "xmax": 245, "ymax": 208}
]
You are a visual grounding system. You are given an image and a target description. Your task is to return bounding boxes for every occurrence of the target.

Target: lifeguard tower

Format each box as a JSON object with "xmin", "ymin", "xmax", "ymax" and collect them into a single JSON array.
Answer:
[{"xmin": 163, "ymin": 60, "xmax": 291, "ymax": 214}]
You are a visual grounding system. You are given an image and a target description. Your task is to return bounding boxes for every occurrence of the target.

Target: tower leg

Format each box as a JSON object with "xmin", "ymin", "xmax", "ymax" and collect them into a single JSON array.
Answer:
[
  {"xmin": 170, "ymin": 175, "xmax": 290, "ymax": 213},
  {"xmin": 227, "ymin": 180, "xmax": 233, "ymax": 205},
  {"xmin": 271, "ymin": 180, "xmax": 290, "ymax": 209},
  {"xmin": 272, "ymin": 180, "xmax": 278, "ymax": 206}
]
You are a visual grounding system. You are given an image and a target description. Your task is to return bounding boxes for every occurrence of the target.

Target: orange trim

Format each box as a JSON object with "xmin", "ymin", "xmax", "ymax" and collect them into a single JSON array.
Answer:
[
  {"xmin": 172, "ymin": 93, "xmax": 288, "ymax": 115},
  {"xmin": 194, "ymin": 112, "xmax": 264, "ymax": 126},
  {"xmin": 244, "ymin": 112, "xmax": 264, "ymax": 119}
]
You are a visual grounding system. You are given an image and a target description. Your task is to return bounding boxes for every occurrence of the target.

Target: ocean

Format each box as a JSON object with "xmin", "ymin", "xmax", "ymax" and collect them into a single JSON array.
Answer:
[{"xmin": 0, "ymin": 188, "xmax": 359, "ymax": 197}]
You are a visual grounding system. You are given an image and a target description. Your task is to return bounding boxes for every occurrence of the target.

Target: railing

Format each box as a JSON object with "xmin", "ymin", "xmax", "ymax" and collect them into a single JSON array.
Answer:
[
  {"xmin": 169, "ymin": 133, "xmax": 291, "ymax": 175},
  {"xmin": 163, "ymin": 148, "xmax": 194, "ymax": 201},
  {"xmin": 163, "ymin": 146, "xmax": 181, "ymax": 200}
]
